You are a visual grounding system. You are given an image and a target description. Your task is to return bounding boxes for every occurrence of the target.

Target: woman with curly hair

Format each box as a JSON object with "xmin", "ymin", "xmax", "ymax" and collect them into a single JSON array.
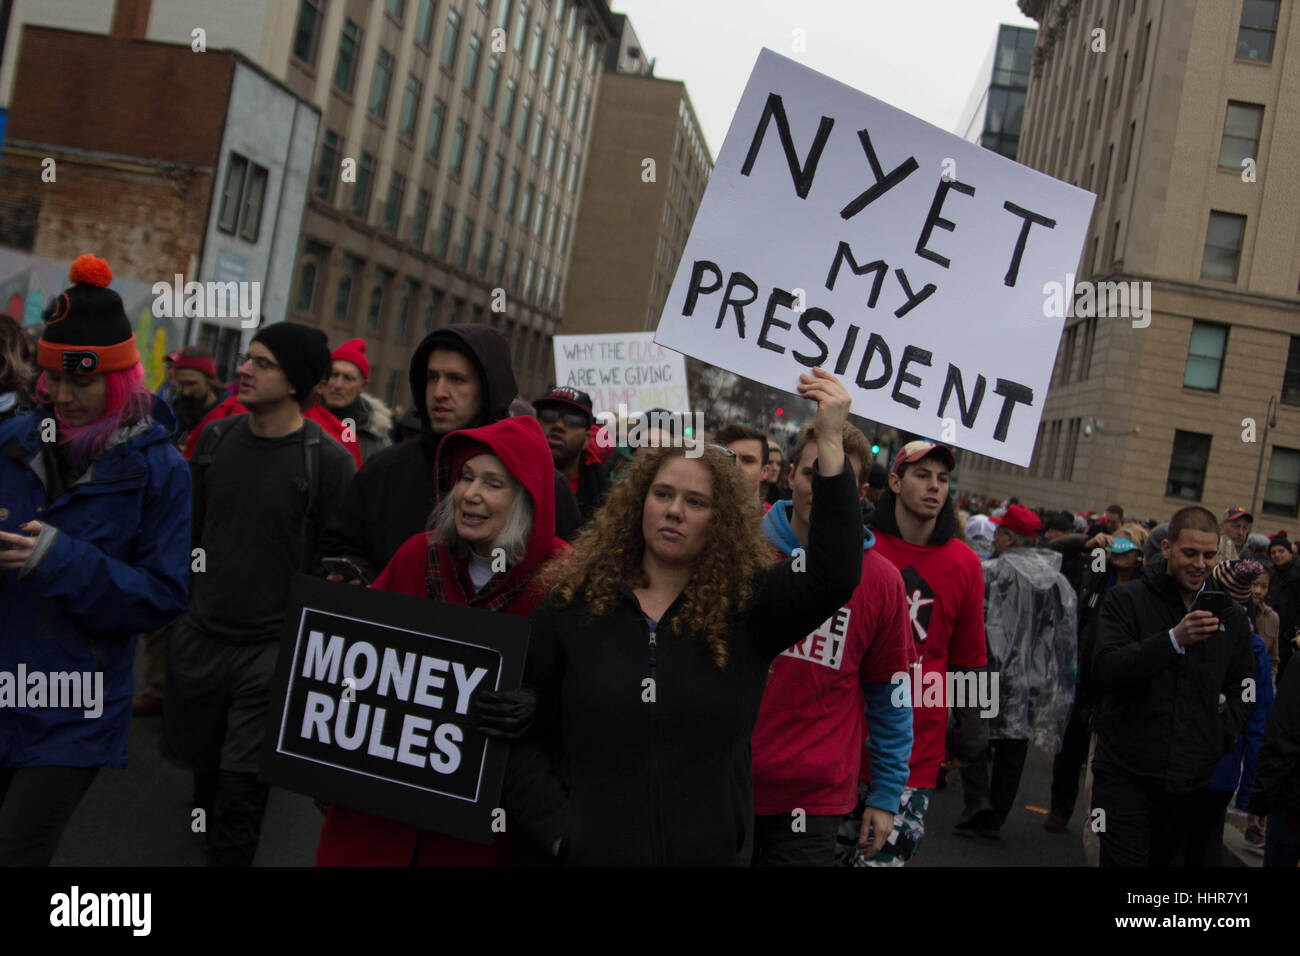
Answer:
[{"xmin": 506, "ymin": 368, "xmax": 863, "ymax": 865}]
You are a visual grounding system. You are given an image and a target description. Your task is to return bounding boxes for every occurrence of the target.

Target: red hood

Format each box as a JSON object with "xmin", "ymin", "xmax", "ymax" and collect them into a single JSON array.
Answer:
[{"xmin": 435, "ymin": 416, "xmax": 558, "ymax": 582}]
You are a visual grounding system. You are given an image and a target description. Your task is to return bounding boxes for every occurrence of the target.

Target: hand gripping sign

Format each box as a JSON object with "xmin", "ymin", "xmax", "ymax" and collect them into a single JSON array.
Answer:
[
  {"xmin": 655, "ymin": 49, "xmax": 1095, "ymax": 466},
  {"xmin": 260, "ymin": 575, "xmax": 527, "ymax": 845}
]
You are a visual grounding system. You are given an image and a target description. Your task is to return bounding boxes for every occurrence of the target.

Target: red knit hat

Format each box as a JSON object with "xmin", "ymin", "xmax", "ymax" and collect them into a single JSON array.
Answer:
[
  {"xmin": 332, "ymin": 338, "xmax": 370, "ymax": 380},
  {"xmin": 37, "ymin": 254, "xmax": 140, "ymax": 374},
  {"xmin": 173, "ymin": 354, "xmax": 218, "ymax": 378}
]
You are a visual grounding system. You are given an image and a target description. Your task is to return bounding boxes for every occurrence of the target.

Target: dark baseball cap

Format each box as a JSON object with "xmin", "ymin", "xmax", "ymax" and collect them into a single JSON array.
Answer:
[
  {"xmin": 534, "ymin": 386, "xmax": 594, "ymax": 424},
  {"xmin": 1222, "ymin": 506, "xmax": 1253, "ymax": 524}
]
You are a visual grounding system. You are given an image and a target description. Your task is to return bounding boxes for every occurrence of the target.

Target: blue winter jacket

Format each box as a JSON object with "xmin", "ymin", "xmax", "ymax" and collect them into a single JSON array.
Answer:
[
  {"xmin": 1210, "ymin": 631, "xmax": 1275, "ymax": 807},
  {"xmin": 0, "ymin": 397, "xmax": 191, "ymax": 768}
]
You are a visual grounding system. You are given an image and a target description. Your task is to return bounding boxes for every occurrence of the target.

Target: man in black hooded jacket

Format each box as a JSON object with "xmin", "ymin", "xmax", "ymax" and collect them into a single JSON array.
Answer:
[
  {"xmin": 1090, "ymin": 505, "xmax": 1254, "ymax": 866},
  {"xmin": 317, "ymin": 325, "xmax": 579, "ymax": 583}
]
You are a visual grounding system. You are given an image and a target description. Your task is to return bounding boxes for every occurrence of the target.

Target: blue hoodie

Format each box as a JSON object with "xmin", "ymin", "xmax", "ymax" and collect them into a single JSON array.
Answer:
[{"xmin": 760, "ymin": 500, "xmax": 913, "ymax": 813}]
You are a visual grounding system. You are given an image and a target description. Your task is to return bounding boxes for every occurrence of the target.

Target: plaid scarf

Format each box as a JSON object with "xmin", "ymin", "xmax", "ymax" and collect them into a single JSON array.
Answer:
[{"xmin": 424, "ymin": 535, "xmax": 531, "ymax": 613}]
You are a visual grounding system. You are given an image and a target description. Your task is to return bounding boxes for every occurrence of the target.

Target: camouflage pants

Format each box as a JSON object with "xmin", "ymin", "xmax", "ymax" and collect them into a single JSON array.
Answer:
[{"xmin": 834, "ymin": 784, "xmax": 931, "ymax": 867}]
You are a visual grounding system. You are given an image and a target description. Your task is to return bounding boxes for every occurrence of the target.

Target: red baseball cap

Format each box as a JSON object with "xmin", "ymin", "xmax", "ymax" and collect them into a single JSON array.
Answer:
[
  {"xmin": 173, "ymin": 354, "xmax": 218, "ymax": 378},
  {"xmin": 991, "ymin": 504, "xmax": 1041, "ymax": 537},
  {"xmin": 891, "ymin": 439, "xmax": 955, "ymax": 476},
  {"xmin": 1221, "ymin": 506, "xmax": 1253, "ymax": 524}
]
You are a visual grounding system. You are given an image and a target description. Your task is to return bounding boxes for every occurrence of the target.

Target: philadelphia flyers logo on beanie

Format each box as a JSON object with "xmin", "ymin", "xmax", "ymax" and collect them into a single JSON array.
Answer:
[{"xmin": 62, "ymin": 351, "xmax": 100, "ymax": 374}]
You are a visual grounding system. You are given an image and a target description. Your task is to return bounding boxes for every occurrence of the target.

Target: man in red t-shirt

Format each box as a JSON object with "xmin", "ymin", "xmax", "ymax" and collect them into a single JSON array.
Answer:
[
  {"xmin": 751, "ymin": 422, "xmax": 914, "ymax": 866},
  {"xmin": 837, "ymin": 439, "xmax": 987, "ymax": 866}
]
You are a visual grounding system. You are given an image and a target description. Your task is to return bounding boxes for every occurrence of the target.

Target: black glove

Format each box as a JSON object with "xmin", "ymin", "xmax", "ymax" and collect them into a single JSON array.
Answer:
[{"xmin": 470, "ymin": 687, "xmax": 537, "ymax": 741}]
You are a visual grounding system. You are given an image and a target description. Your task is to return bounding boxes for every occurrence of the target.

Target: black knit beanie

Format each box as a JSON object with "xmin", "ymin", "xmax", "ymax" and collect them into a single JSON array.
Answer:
[
  {"xmin": 38, "ymin": 254, "xmax": 139, "ymax": 374},
  {"xmin": 251, "ymin": 322, "xmax": 331, "ymax": 407}
]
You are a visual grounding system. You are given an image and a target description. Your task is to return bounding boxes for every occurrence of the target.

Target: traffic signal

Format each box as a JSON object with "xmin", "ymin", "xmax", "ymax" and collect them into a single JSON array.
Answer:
[
  {"xmin": 775, "ymin": 407, "xmax": 783, "ymax": 416},
  {"xmin": 871, "ymin": 435, "xmax": 881, "ymax": 455}
]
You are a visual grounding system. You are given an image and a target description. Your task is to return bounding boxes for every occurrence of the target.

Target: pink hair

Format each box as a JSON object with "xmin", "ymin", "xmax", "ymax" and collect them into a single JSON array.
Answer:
[{"xmin": 35, "ymin": 365, "xmax": 153, "ymax": 471}]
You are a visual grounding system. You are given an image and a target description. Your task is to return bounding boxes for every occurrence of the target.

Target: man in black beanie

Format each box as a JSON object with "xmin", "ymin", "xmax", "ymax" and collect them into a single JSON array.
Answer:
[{"xmin": 163, "ymin": 321, "xmax": 355, "ymax": 866}]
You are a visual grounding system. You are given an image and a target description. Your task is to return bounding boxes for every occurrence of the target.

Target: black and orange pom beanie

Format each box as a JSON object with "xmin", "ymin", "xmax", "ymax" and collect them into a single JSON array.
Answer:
[{"xmin": 37, "ymin": 254, "xmax": 140, "ymax": 374}]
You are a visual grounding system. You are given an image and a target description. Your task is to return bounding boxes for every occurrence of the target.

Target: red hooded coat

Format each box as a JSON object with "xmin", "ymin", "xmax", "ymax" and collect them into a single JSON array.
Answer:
[{"xmin": 315, "ymin": 415, "xmax": 568, "ymax": 866}]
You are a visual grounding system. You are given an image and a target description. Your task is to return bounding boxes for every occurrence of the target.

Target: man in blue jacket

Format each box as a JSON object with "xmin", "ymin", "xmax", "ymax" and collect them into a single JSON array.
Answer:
[{"xmin": 0, "ymin": 254, "xmax": 191, "ymax": 865}]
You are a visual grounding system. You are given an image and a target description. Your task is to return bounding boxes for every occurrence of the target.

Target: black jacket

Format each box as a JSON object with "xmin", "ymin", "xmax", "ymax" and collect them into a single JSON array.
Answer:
[
  {"xmin": 573, "ymin": 456, "xmax": 610, "ymax": 528},
  {"xmin": 1250, "ymin": 652, "xmax": 1300, "ymax": 816},
  {"xmin": 504, "ymin": 464, "xmax": 862, "ymax": 865},
  {"xmin": 317, "ymin": 325, "xmax": 579, "ymax": 580},
  {"xmin": 1092, "ymin": 559, "xmax": 1255, "ymax": 793},
  {"xmin": 1269, "ymin": 558, "xmax": 1300, "ymax": 671}
]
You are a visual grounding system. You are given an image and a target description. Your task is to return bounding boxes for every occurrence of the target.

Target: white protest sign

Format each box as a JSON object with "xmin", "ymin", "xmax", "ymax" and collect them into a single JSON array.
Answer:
[
  {"xmin": 654, "ymin": 49, "xmax": 1095, "ymax": 466},
  {"xmin": 553, "ymin": 332, "xmax": 690, "ymax": 416}
]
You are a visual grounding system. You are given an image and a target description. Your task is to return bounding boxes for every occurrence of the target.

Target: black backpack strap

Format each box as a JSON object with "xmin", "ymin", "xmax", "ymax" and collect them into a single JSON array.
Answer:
[
  {"xmin": 299, "ymin": 419, "xmax": 324, "ymax": 571},
  {"xmin": 190, "ymin": 416, "xmax": 239, "ymax": 550}
]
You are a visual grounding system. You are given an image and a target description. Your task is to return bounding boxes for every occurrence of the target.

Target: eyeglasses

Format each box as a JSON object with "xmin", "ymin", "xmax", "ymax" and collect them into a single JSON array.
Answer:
[
  {"xmin": 707, "ymin": 444, "xmax": 737, "ymax": 459},
  {"xmin": 238, "ymin": 352, "xmax": 280, "ymax": 372},
  {"xmin": 537, "ymin": 407, "xmax": 589, "ymax": 429}
]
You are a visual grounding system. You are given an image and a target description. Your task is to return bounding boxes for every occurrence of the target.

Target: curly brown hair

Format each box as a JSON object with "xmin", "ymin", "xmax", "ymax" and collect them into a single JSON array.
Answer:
[{"xmin": 541, "ymin": 444, "xmax": 773, "ymax": 668}]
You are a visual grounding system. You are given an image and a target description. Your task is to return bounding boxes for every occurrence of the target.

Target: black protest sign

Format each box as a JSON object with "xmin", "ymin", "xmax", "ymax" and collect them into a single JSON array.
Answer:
[
  {"xmin": 260, "ymin": 574, "xmax": 528, "ymax": 846},
  {"xmin": 655, "ymin": 49, "xmax": 1095, "ymax": 466}
]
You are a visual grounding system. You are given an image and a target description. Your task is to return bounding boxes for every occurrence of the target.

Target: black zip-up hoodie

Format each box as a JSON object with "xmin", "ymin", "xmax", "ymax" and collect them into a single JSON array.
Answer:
[
  {"xmin": 316, "ymin": 325, "xmax": 579, "ymax": 580},
  {"xmin": 1091, "ymin": 558, "xmax": 1254, "ymax": 793},
  {"xmin": 504, "ymin": 464, "xmax": 862, "ymax": 865}
]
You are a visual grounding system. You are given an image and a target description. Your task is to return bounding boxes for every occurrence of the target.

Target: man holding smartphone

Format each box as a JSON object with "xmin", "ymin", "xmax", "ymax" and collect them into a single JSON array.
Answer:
[{"xmin": 1090, "ymin": 506, "xmax": 1255, "ymax": 866}]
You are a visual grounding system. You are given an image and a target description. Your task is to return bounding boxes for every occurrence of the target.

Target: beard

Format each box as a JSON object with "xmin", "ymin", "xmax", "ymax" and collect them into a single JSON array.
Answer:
[{"xmin": 174, "ymin": 393, "xmax": 211, "ymax": 432}]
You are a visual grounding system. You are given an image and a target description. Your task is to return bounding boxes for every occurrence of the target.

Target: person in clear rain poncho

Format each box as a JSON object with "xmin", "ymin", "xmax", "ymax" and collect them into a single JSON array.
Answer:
[{"xmin": 957, "ymin": 504, "xmax": 1078, "ymax": 839}]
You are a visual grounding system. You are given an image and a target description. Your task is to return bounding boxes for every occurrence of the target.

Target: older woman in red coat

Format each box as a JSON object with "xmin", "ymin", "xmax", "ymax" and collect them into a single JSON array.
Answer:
[{"xmin": 316, "ymin": 415, "xmax": 567, "ymax": 865}]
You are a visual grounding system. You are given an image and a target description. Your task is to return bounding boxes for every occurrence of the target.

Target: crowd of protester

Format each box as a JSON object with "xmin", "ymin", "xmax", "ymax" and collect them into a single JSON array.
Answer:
[{"xmin": 1, "ymin": 254, "xmax": 1298, "ymax": 870}]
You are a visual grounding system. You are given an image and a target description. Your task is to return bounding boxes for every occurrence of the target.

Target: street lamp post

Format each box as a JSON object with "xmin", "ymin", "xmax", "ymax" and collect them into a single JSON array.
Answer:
[{"xmin": 1251, "ymin": 394, "xmax": 1279, "ymax": 519}]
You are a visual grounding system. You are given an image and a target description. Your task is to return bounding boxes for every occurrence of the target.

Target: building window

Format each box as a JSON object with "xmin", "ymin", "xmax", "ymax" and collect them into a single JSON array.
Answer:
[
  {"xmin": 1219, "ymin": 102, "xmax": 1263, "ymax": 170},
  {"xmin": 1062, "ymin": 418, "xmax": 1081, "ymax": 482},
  {"xmin": 546, "ymin": 204, "xmax": 558, "ymax": 245},
  {"xmin": 556, "ymin": 64, "xmax": 568, "ymax": 109},
  {"xmin": 399, "ymin": 75, "xmax": 422, "ymax": 140},
  {"xmin": 292, "ymin": 0, "xmax": 326, "ymax": 66},
  {"xmin": 1122, "ymin": 120, "xmax": 1135, "ymax": 182},
  {"xmin": 423, "ymin": 288, "xmax": 442, "ymax": 334},
  {"xmin": 397, "ymin": 278, "xmax": 417, "ymax": 339},
  {"xmin": 524, "ymin": 258, "xmax": 536, "ymax": 300},
  {"xmin": 385, "ymin": 370, "xmax": 399, "ymax": 407},
  {"xmin": 464, "ymin": 35, "xmax": 482, "ymax": 95},
  {"xmin": 568, "ymin": 77, "xmax": 580, "ymax": 119},
  {"xmin": 501, "ymin": 78, "xmax": 517, "ymax": 136},
  {"xmin": 314, "ymin": 130, "xmax": 340, "ymax": 201},
  {"xmin": 1078, "ymin": 316, "xmax": 1097, "ymax": 380},
  {"xmin": 415, "ymin": 0, "xmax": 435, "ymax": 46},
  {"xmin": 1263, "ymin": 447, "xmax": 1300, "ymax": 517},
  {"xmin": 217, "ymin": 153, "xmax": 269, "ymax": 242},
  {"xmin": 435, "ymin": 203, "xmax": 455, "ymax": 258},
  {"xmin": 530, "ymin": 113, "xmax": 545, "ymax": 159},
  {"xmin": 351, "ymin": 151, "xmax": 375, "ymax": 219},
  {"xmin": 334, "ymin": 19, "xmax": 363, "ymax": 94},
  {"xmin": 484, "ymin": 57, "xmax": 501, "ymax": 112},
  {"xmin": 495, "ymin": 239, "xmax": 509, "ymax": 283},
  {"xmin": 496, "ymin": 0, "xmax": 512, "ymax": 32},
  {"xmin": 510, "ymin": 249, "xmax": 523, "ymax": 290},
  {"xmin": 442, "ymin": 9, "xmax": 461, "ymax": 71},
  {"xmin": 366, "ymin": 280, "xmax": 384, "ymax": 332},
  {"xmin": 534, "ymin": 194, "xmax": 547, "ymax": 236},
  {"xmin": 505, "ymin": 168, "xmax": 520, "ymax": 218},
  {"xmin": 513, "ymin": 3, "xmax": 529, "ymax": 54},
  {"xmin": 426, "ymin": 98, "xmax": 447, "ymax": 159},
  {"xmin": 543, "ymin": 45, "xmax": 557, "ymax": 91},
  {"xmin": 1183, "ymin": 322, "xmax": 1229, "ymax": 391},
  {"xmin": 477, "ymin": 229, "xmax": 494, "ymax": 275},
  {"xmin": 559, "ymin": 213, "xmax": 570, "ymax": 252},
  {"xmin": 1201, "ymin": 211, "xmax": 1246, "ymax": 281},
  {"xmin": 470, "ymin": 137, "xmax": 488, "ymax": 191},
  {"xmin": 557, "ymin": 143, "xmax": 569, "ymax": 184},
  {"xmin": 518, "ymin": 95, "xmax": 532, "ymax": 143},
  {"xmin": 1282, "ymin": 337, "xmax": 1300, "ymax": 405},
  {"xmin": 412, "ymin": 188, "xmax": 431, "ymax": 247},
  {"xmin": 385, "ymin": 0, "xmax": 405, "ymax": 22},
  {"xmin": 489, "ymin": 153, "xmax": 505, "ymax": 204},
  {"xmin": 449, "ymin": 119, "xmax": 468, "ymax": 176},
  {"xmin": 579, "ymin": 94, "xmax": 591, "ymax": 134},
  {"xmin": 1237, "ymin": 0, "xmax": 1279, "ymax": 61},
  {"xmin": 369, "ymin": 48, "xmax": 394, "ymax": 120},
  {"xmin": 520, "ymin": 181, "xmax": 535, "ymax": 226},
  {"xmin": 334, "ymin": 255, "xmax": 362, "ymax": 324},
  {"xmin": 568, "ymin": 153, "xmax": 580, "ymax": 192},
  {"xmin": 1164, "ymin": 431, "xmax": 1211, "ymax": 502},
  {"xmin": 296, "ymin": 242, "xmax": 329, "ymax": 312},
  {"xmin": 529, "ymin": 24, "xmax": 544, "ymax": 73},
  {"xmin": 383, "ymin": 171, "xmax": 405, "ymax": 234}
]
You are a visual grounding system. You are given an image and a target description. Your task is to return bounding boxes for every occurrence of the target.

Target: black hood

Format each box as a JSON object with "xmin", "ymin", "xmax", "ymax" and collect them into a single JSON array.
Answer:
[
  {"xmin": 407, "ymin": 323, "xmax": 518, "ymax": 454},
  {"xmin": 868, "ymin": 487, "xmax": 958, "ymax": 546}
]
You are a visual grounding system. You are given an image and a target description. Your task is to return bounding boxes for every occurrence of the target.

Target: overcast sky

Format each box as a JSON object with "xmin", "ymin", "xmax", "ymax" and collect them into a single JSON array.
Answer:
[{"xmin": 611, "ymin": 0, "xmax": 1037, "ymax": 158}]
